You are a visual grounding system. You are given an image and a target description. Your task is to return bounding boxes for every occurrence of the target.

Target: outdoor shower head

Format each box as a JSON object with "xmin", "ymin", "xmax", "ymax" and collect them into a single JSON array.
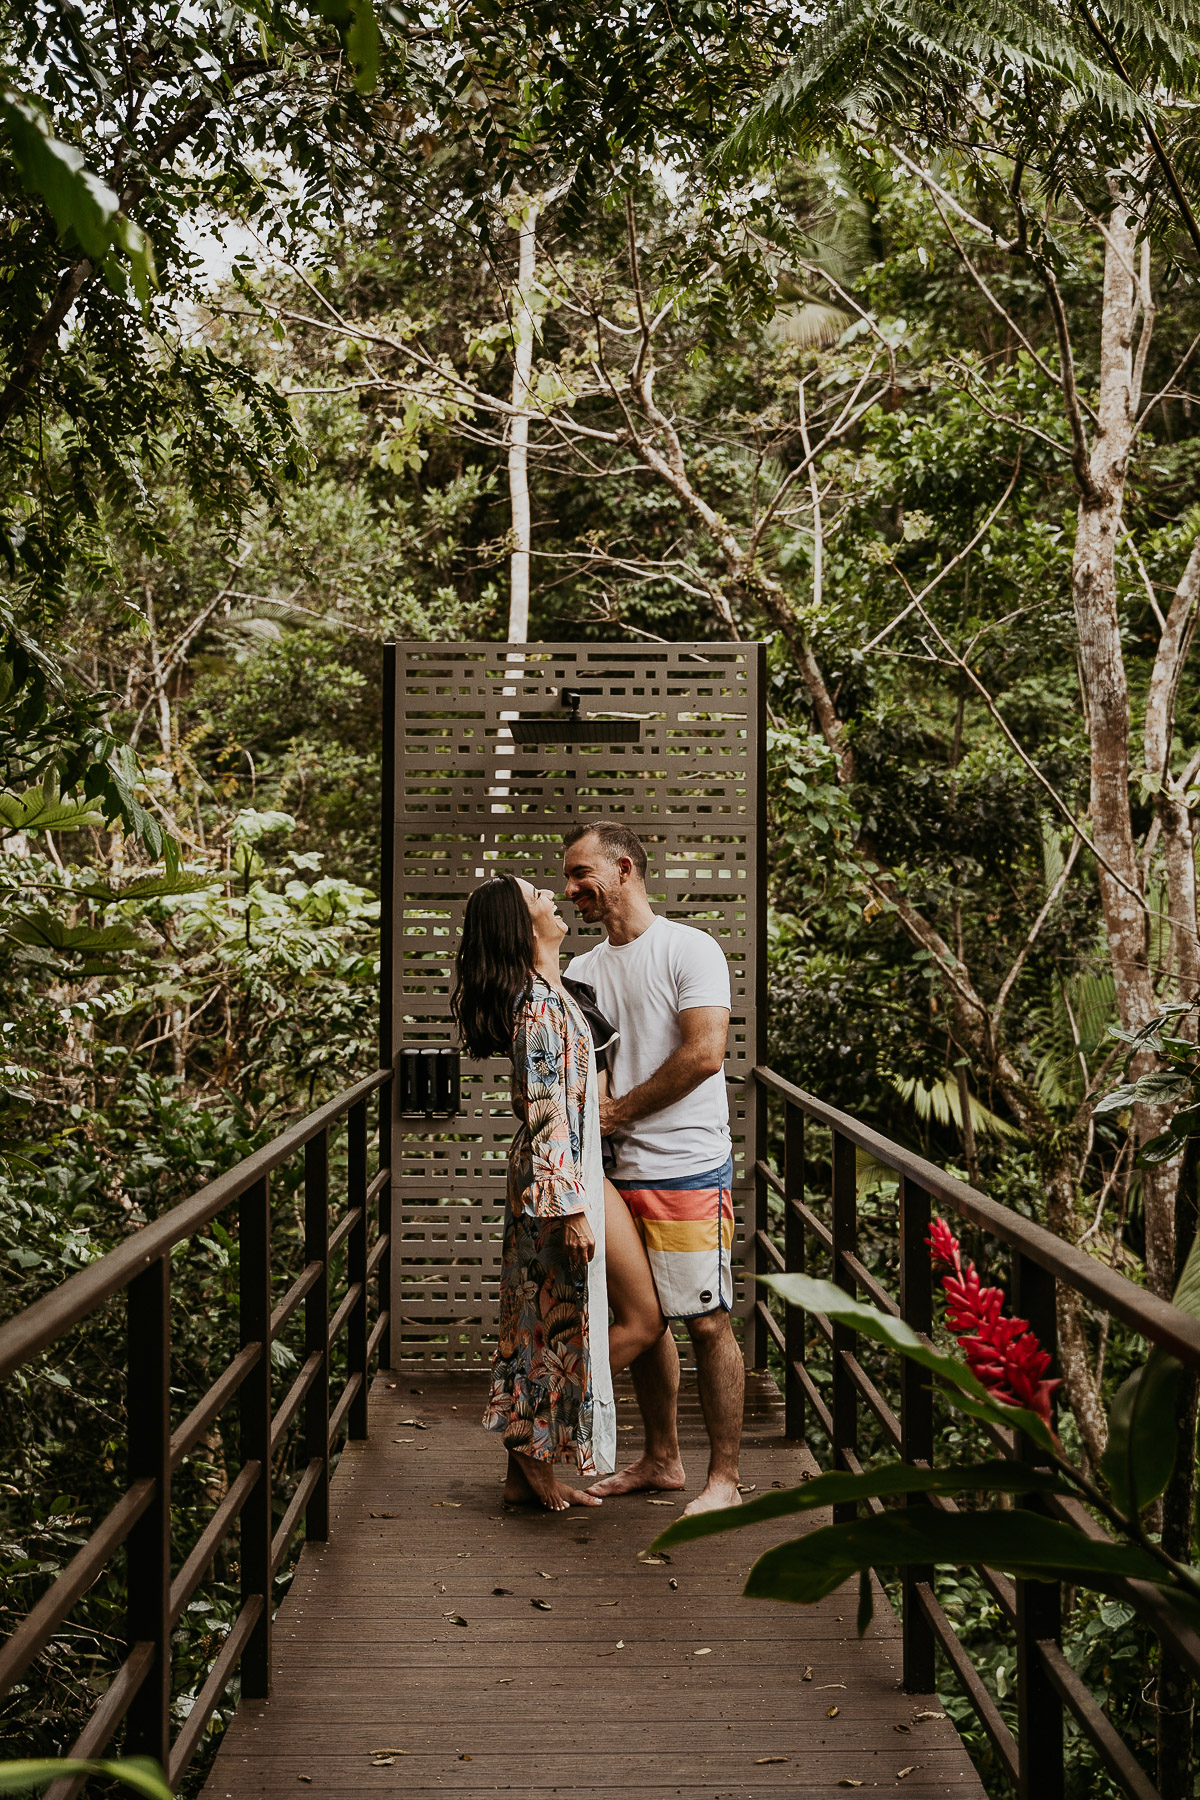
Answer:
[{"xmin": 507, "ymin": 688, "xmax": 641, "ymax": 744}]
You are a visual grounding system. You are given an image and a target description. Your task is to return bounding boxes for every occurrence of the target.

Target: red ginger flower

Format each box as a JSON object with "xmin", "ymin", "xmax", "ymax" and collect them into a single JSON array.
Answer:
[{"xmin": 927, "ymin": 1217, "xmax": 1060, "ymax": 1429}]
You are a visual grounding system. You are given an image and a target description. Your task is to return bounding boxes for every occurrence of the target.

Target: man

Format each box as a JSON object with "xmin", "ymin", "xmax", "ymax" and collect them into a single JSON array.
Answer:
[{"xmin": 562, "ymin": 821, "xmax": 743, "ymax": 1516}]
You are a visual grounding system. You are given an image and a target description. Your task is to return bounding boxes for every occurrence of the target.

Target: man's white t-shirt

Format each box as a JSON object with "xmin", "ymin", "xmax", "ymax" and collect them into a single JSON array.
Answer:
[{"xmin": 565, "ymin": 915, "xmax": 732, "ymax": 1181}]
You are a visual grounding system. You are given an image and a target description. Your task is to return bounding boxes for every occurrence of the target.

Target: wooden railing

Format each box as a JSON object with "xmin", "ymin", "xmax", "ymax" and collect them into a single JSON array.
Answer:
[
  {"xmin": 0, "ymin": 1068, "xmax": 393, "ymax": 1799},
  {"xmin": 747, "ymin": 1065, "xmax": 1200, "ymax": 1800}
]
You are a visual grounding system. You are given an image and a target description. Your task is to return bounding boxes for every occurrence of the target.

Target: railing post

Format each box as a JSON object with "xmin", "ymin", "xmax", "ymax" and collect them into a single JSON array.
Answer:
[
  {"xmin": 746, "ymin": 1089, "xmax": 769, "ymax": 1370},
  {"xmin": 783, "ymin": 1102, "xmax": 805, "ymax": 1442},
  {"xmin": 347, "ymin": 1098, "xmax": 369, "ymax": 1438},
  {"xmin": 125, "ymin": 1254, "xmax": 171, "ymax": 1765},
  {"xmin": 379, "ymin": 642, "xmax": 396, "ymax": 1371},
  {"xmin": 1013, "ymin": 1251, "xmax": 1063, "ymax": 1800},
  {"xmin": 831, "ymin": 1128, "xmax": 858, "ymax": 1522},
  {"xmin": 305, "ymin": 1128, "xmax": 331, "ymax": 1541},
  {"xmin": 239, "ymin": 1174, "xmax": 272, "ymax": 1698},
  {"xmin": 899, "ymin": 1174, "xmax": 936, "ymax": 1693}
]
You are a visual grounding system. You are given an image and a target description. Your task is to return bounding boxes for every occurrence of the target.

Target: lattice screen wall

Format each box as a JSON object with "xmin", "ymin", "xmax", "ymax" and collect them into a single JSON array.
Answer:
[{"xmin": 387, "ymin": 641, "xmax": 765, "ymax": 1367}]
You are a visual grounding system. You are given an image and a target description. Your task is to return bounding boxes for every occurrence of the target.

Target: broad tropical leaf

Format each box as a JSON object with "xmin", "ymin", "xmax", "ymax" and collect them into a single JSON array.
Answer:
[
  {"xmin": 0, "ymin": 89, "xmax": 155, "ymax": 298},
  {"xmin": 1101, "ymin": 1347, "xmax": 1183, "ymax": 1516},
  {"xmin": 0, "ymin": 1757, "xmax": 171, "ymax": 1798},
  {"xmin": 740, "ymin": 1509, "xmax": 1183, "ymax": 1611},
  {"xmin": 653, "ymin": 1459, "xmax": 1069, "ymax": 1549},
  {"xmin": 0, "ymin": 789, "xmax": 107, "ymax": 834}
]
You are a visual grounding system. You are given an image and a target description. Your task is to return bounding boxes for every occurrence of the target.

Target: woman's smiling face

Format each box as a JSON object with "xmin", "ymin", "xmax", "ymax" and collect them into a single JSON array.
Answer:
[{"xmin": 518, "ymin": 878, "xmax": 568, "ymax": 947}]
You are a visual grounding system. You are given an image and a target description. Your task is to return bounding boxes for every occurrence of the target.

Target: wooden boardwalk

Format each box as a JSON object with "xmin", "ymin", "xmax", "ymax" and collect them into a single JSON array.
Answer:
[{"xmin": 202, "ymin": 1371, "xmax": 984, "ymax": 1798}]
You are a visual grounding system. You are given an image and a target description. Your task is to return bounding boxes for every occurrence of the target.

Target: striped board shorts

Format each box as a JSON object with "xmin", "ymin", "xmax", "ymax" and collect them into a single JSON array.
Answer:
[{"xmin": 612, "ymin": 1157, "xmax": 734, "ymax": 1320}]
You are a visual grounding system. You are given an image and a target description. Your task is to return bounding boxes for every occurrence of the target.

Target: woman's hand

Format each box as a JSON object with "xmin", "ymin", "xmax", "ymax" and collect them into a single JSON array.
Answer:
[{"xmin": 563, "ymin": 1213, "xmax": 596, "ymax": 1263}]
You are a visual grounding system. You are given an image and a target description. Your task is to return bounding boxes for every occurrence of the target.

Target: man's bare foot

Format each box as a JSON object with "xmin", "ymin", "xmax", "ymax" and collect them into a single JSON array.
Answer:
[
  {"xmin": 586, "ymin": 1455, "xmax": 687, "ymax": 1499},
  {"xmin": 503, "ymin": 1452, "xmax": 602, "ymax": 1511},
  {"xmin": 681, "ymin": 1476, "xmax": 742, "ymax": 1517}
]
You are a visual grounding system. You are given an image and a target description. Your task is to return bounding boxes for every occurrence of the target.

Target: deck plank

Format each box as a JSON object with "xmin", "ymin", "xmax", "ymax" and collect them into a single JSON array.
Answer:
[{"xmin": 201, "ymin": 1370, "xmax": 984, "ymax": 1798}]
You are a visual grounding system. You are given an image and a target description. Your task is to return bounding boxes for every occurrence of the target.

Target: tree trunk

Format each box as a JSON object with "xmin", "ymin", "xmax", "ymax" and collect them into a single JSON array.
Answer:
[
  {"xmin": 507, "ymin": 198, "xmax": 539, "ymax": 644},
  {"xmin": 1069, "ymin": 205, "xmax": 1178, "ymax": 1294}
]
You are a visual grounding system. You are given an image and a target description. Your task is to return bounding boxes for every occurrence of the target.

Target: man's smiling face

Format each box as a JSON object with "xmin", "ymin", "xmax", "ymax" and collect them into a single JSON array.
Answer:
[{"xmin": 563, "ymin": 832, "xmax": 620, "ymax": 925}]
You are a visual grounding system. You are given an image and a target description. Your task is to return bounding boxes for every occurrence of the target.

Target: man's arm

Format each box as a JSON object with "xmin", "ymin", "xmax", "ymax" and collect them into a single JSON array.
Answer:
[{"xmin": 598, "ymin": 1006, "xmax": 729, "ymax": 1135}]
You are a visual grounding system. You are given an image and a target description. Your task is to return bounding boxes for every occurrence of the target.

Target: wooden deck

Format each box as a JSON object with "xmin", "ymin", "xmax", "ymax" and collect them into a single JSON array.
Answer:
[{"xmin": 202, "ymin": 1370, "xmax": 985, "ymax": 1798}]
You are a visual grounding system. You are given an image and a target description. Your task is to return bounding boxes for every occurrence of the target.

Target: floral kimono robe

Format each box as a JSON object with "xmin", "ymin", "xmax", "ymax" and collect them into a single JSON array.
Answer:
[{"xmin": 482, "ymin": 978, "xmax": 617, "ymax": 1476}]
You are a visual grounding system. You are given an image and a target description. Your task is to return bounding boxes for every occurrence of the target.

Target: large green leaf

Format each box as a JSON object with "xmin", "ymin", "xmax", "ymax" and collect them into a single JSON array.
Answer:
[
  {"xmin": 1100, "ymin": 1220, "xmax": 1200, "ymax": 1514},
  {"xmin": 0, "ymin": 90, "xmax": 118, "ymax": 258},
  {"xmin": 1101, "ymin": 1347, "xmax": 1184, "ymax": 1516},
  {"xmin": 762, "ymin": 1273, "xmax": 1058, "ymax": 1451},
  {"xmin": 0, "ymin": 90, "xmax": 155, "ymax": 300},
  {"xmin": 741, "ymin": 1510, "xmax": 1186, "ymax": 1612},
  {"xmin": 310, "ymin": 0, "xmax": 380, "ymax": 91},
  {"xmin": 653, "ymin": 1459, "xmax": 1069, "ymax": 1550},
  {"xmin": 0, "ymin": 789, "xmax": 107, "ymax": 834},
  {"xmin": 5, "ymin": 911, "xmax": 147, "ymax": 954},
  {"xmin": 0, "ymin": 1757, "xmax": 171, "ymax": 1798}
]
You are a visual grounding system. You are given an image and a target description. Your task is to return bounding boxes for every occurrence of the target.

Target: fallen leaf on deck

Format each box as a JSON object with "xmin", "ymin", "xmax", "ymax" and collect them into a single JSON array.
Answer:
[
  {"xmin": 392, "ymin": 1437, "xmax": 413, "ymax": 1443},
  {"xmin": 638, "ymin": 1553, "xmax": 667, "ymax": 1564},
  {"xmin": 802, "ymin": 1666, "xmax": 813, "ymax": 1681},
  {"xmin": 369, "ymin": 1512, "xmax": 398, "ymax": 1519},
  {"xmin": 737, "ymin": 1484, "xmax": 757, "ymax": 1494},
  {"xmin": 837, "ymin": 1782, "xmax": 863, "ymax": 1789},
  {"xmin": 912, "ymin": 1710, "xmax": 944, "ymax": 1721},
  {"xmin": 458, "ymin": 1754, "xmax": 472, "ymax": 1762},
  {"xmin": 493, "ymin": 1587, "xmax": 513, "ymax": 1596},
  {"xmin": 537, "ymin": 1570, "xmax": 555, "ymax": 1579},
  {"xmin": 615, "ymin": 1640, "xmax": 625, "ymax": 1649},
  {"xmin": 897, "ymin": 1768, "xmax": 917, "ymax": 1779},
  {"xmin": 816, "ymin": 1683, "xmax": 847, "ymax": 1690},
  {"xmin": 433, "ymin": 1500, "xmax": 462, "ymax": 1507},
  {"xmin": 497, "ymin": 1678, "xmax": 515, "ymax": 1685},
  {"xmin": 694, "ymin": 1647, "xmax": 712, "ymax": 1656},
  {"xmin": 445, "ymin": 1613, "xmax": 468, "ymax": 1627},
  {"xmin": 371, "ymin": 1758, "xmax": 394, "ymax": 1767},
  {"xmin": 531, "ymin": 1598, "xmax": 553, "ymax": 1610},
  {"xmin": 369, "ymin": 1749, "xmax": 404, "ymax": 1755},
  {"xmin": 400, "ymin": 1419, "xmax": 428, "ymax": 1429},
  {"xmin": 755, "ymin": 1756, "xmax": 788, "ymax": 1764},
  {"xmin": 647, "ymin": 1498, "xmax": 675, "ymax": 1506},
  {"xmin": 597, "ymin": 1599, "xmax": 619, "ymax": 1606},
  {"xmin": 827, "ymin": 1706, "xmax": 840, "ymax": 1718}
]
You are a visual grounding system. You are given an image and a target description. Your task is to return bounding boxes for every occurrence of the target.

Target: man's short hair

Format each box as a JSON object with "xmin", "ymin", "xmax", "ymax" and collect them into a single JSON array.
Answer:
[{"xmin": 563, "ymin": 820, "xmax": 648, "ymax": 881}]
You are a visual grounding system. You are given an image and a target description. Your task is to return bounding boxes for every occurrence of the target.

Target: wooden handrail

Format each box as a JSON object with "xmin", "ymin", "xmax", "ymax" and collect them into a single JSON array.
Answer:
[
  {"xmin": 0, "ymin": 1067, "xmax": 391, "ymax": 1381},
  {"xmin": 751, "ymin": 1060, "xmax": 1198, "ymax": 1800},
  {"xmin": 0, "ymin": 1068, "xmax": 393, "ymax": 1791},
  {"xmin": 755, "ymin": 1065, "xmax": 1200, "ymax": 1367}
]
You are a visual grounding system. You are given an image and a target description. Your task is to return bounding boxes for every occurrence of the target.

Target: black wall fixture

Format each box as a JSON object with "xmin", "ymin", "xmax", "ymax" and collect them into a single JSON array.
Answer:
[{"xmin": 397, "ymin": 1047, "xmax": 461, "ymax": 1118}]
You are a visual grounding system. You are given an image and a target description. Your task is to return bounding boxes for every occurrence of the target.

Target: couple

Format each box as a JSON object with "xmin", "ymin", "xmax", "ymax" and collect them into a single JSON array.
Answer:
[{"xmin": 450, "ymin": 821, "xmax": 745, "ymax": 1515}]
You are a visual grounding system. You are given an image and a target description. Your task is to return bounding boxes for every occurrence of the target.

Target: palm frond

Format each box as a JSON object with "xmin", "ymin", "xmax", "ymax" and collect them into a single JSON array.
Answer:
[{"xmin": 890, "ymin": 1073, "xmax": 1020, "ymax": 1138}]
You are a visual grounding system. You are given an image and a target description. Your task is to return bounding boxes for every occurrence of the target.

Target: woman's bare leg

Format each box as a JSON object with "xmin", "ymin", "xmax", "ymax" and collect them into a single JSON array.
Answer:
[
  {"xmin": 503, "ymin": 1450, "xmax": 603, "ymax": 1510},
  {"xmin": 589, "ymin": 1179, "xmax": 685, "ymax": 1498},
  {"xmin": 603, "ymin": 1177, "xmax": 668, "ymax": 1375}
]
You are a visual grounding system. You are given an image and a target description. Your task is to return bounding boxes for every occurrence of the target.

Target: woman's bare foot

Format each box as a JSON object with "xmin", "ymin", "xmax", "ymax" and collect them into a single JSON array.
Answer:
[
  {"xmin": 586, "ymin": 1454, "xmax": 687, "ymax": 1499},
  {"xmin": 503, "ymin": 1451, "xmax": 603, "ymax": 1511}
]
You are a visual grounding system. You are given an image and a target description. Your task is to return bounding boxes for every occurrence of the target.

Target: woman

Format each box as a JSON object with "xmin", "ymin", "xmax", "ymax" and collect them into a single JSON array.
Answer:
[{"xmin": 451, "ymin": 874, "xmax": 666, "ymax": 1511}]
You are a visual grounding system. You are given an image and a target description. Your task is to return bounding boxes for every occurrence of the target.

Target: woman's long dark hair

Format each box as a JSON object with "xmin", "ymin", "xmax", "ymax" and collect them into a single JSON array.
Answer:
[{"xmin": 450, "ymin": 875, "xmax": 536, "ymax": 1059}]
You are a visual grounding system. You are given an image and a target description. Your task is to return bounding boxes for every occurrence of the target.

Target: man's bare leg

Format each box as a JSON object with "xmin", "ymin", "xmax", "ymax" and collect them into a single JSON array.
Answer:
[
  {"xmin": 587, "ymin": 1327, "xmax": 686, "ymax": 1497},
  {"xmin": 681, "ymin": 1310, "xmax": 743, "ymax": 1515}
]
